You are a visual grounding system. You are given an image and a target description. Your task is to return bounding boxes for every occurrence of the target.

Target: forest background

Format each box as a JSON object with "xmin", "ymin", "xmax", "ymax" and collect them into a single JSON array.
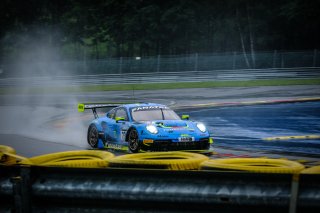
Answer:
[{"xmin": 1, "ymin": 0, "xmax": 320, "ymax": 61}]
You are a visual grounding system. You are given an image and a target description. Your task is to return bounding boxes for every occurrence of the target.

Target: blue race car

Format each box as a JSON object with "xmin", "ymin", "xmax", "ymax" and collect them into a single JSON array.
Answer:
[{"xmin": 78, "ymin": 103, "xmax": 213, "ymax": 152}]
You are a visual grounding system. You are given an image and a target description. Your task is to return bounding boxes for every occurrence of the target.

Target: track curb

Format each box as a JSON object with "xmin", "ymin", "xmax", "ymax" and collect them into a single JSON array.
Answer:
[{"xmin": 263, "ymin": 135, "xmax": 320, "ymax": 141}]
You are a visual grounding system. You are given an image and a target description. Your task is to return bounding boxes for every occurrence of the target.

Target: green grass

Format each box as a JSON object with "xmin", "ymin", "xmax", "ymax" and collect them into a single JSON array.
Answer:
[{"xmin": 1, "ymin": 78, "xmax": 320, "ymax": 94}]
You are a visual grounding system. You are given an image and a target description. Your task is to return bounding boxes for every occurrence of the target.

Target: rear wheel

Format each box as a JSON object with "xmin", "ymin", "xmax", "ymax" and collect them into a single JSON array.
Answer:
[
  {"xmin": 128, "ymin": 129, "xmax": 140, "ymax": 153},
  {"xmin": 87, "ymin": 125, "xmax": 99, "ymax": 148}
]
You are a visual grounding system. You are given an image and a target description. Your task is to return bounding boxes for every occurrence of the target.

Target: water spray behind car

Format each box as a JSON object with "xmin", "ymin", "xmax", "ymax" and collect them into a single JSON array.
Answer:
[{"xmin": 0, "ymin": 30, "xmax": 89, "ymax": 148}]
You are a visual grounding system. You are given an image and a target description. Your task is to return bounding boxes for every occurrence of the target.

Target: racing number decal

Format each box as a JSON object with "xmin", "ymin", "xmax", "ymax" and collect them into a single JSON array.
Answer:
[
  {"xmin": 121, "ymin": 129, "xmax": 127, "ymax": 141},
  {"xmin": 179, "ymin": 134, "xmax": 194, "ymax": 142}
]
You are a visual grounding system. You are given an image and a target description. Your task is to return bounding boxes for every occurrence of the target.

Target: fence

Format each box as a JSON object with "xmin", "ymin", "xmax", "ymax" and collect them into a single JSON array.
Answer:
[
  {"xmin": 0, "ymin": 50, "xmax": 320, "ymax": 87},
  {"xmin": 1, "ymin": 165, "xmax": 319, "ymax": 213},
  {"xmin": 0, "ymin": 67, "xmax": 319, "ymax": 88},
  {"xmin": 0, "ymin": 50, "xmax": 319, "ymax": 77}
]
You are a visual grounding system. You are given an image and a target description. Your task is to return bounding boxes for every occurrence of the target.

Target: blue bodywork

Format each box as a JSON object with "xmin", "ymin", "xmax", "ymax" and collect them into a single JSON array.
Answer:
[{"xmin": 86, "ymin": 103, "xmax": 212, "ymax": 152}]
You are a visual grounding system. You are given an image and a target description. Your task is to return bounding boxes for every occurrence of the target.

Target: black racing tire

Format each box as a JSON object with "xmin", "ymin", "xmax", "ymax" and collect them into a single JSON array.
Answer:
[
  {"xmin": 87, "ymin": 125, "xmax": 99, "ymax": 148},
  {"xmin": 200, "ymin": 158, "xmax": 305, "ymax": 174},
  {"xmin": 20, "ymin": 150, "xmax": 115, "ymax": 168},
  {"xmin": 109, "ymin": 151, "xmax": 209, "ymax": 170},
  {"xmin": 0, "ymin": 145, "xmax": 18, "ymax": 165},
  {"xmin": 301, "ymin": 165, "xmax": 320, "ymax": 174},
  {"xmin": 128, "ymin": 129, "xmax": 140, "ymax": 153}
]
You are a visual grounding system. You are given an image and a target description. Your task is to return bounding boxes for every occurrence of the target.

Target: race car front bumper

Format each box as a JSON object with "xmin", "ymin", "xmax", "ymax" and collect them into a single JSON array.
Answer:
[{"xmin": 140, "ymin": 138, "xmax": 211, "ymax": 151}]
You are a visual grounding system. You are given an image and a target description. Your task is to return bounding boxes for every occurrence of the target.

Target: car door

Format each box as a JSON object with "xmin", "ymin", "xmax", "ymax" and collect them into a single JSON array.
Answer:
[
  {"xmin": 112, "ymin": 107, "xmax": 130, "ymax": 143},
  {"xmin": 104, "ymin": 108, "xmax": 116, "ymax": 142}
]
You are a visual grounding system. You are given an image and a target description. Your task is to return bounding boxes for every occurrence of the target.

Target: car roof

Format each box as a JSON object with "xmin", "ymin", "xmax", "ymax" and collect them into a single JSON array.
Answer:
[{"xmin": 120, "ymin": 103, "xmax": 167, "ymax": 109}]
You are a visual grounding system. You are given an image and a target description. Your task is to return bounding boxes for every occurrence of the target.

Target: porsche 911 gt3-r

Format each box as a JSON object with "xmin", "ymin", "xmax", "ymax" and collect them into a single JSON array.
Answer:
[{"xmin": 78, "ymin": 103, "xmax": 213, "ymax": 153}]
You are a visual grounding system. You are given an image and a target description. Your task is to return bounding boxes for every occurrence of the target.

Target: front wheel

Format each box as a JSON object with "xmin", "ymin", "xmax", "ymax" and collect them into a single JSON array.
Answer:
[
  {"xmin": 128, "ymin": 129, "xmax": 140, "ymax": 153},
  {"xmin": 87, "ymin": 125, "xmax": 99, "ymax": 148}
]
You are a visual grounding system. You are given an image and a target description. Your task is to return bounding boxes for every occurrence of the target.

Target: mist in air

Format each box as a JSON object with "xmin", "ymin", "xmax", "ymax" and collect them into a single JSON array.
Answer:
[{"xmin": 0, "ymin": 33, "xmax": 88, "ymax": 148}]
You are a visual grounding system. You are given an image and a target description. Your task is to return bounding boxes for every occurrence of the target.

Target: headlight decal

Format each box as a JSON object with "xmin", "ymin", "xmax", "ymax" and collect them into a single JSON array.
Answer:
[
  {"xmin": 146, "ymin": 125, "xmax": 158, "ymax": 134},
  {"xmin": 196, "ymin": 123, "xmax": 207, "ymax": 133}
]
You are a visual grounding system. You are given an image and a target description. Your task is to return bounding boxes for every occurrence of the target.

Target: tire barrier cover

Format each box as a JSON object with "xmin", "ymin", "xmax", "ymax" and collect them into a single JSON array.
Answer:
[
  {"xmin": 0, "ymin": 145, "xmax": 18, "ymax": 165},
  {"xmin": 201, "ymin": 158, "xmax": 305, "ymax": 174},
  {"xmin": 301, "ymin": 165, "xmax": 320, "ymax": 174},
  {"xmin": 20, "ymin": 150, "xmax": 115, "ymax": 168},
  {"xmin": 108, "ymin": 151, "xmax": 209, "ymax": 170}
]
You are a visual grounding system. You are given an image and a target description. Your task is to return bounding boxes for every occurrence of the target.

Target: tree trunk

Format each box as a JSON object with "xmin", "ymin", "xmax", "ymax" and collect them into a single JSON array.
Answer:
[
  {"xmin": 246, "ymin": 3, "xmax": 255, "ymax": 68},
  {"xmin": 95, "ymin": 41, "xmax": 99, "ymax": 59},
  {"xmin": 236, "ymin": 9, "xmax": 251, "ymax": 69}
]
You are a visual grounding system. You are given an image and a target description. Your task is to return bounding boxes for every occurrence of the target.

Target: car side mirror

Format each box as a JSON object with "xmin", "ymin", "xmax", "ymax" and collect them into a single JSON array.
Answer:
[
  {"xmin": 181, "ymin": 115, "xmax": 189, "ymax": 120},
  {"xmin": 116, "ymin": 117, "xmax": 125, "ymax": 123}
]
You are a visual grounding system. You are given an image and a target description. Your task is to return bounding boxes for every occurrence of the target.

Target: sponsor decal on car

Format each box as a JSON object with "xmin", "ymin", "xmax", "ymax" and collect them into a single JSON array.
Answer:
[
  {"xmin": 157, "ymin": 135, "xmax": 169, "ymax": 138},
  {"xmin": 143, "ymin": 139, "xmax": 154, "ymax": 146},
  {"xmin": 106, "ymin": 143, "xmax": 128, "ymax": 151},
  {"xmin": 132, "ymin": 105, "xmax": 168, "ymax": 112},
  {"xmin": 121, "ymin": 129, "xmax": 127, "ymax": 141}
]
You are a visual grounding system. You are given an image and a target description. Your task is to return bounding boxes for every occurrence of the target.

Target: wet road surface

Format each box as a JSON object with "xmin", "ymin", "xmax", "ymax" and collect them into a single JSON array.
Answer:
[
  {"xmin": 180, "ymin": 101, "xmax": 320, "ymax": 157},
  {"xmin": 1, "ymin": 86, "xmax": 319, "ymax": 161}
]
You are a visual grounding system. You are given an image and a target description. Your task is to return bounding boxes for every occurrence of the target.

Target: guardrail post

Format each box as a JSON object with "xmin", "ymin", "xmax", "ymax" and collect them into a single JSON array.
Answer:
[
  {"xmin": 273, "ymin": 50, "xmax": 277, "ymax": 68},
  {"xmin": 119, "ymin": 57, "xmax": 123, "ymax": 74},
  {"xmin": 83, "ymin": 47, "xmax": 87, "ymax": 74},
  {"xmin": 233, "ymin": 51, "xmax": 237, "ymax": 69},
  {"xmin": 313, "ymin": 49, "xmax": 318, "ymax": 67},
  {"xmin": 194, "ymin": 53, "xmax": 198, "ymax": 71},
  {"xmin": 289, "ymin": 174, "xmax": 299, "ymax": 213},
  {"xmin": 157, "ymin": 55, "xmax": 161, "ymax": 72},
  {"xmin": 12, "ymin": 177, "xmax": 23, "ymax": 213},
  {"xmin": 11, "ymin": 167, "xmax": 31, "ymax": 213}
]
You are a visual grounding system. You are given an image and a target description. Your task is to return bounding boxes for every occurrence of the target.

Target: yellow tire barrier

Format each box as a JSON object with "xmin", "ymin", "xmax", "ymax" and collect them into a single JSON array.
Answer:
[
  {"xmin": 0, "ymin": 145, "xmax": 28, "ymax": 165},
  {"xmin": 201, "ymin": 158, "xmax": 305, "ymax": 174},
  {"xmin": 20, "ymin": 150, "xmax": 115, "ymax": 168},
  {"xmin": 0, "ymin": 145, "xmax": 16, "ymax": 165},
  {"xmin": 108, "ymin": 151, "xmax": 209, "ymax": 170},
  {"xmin": 301, "ymin": 165, "xmax": 320, "ymax": 174}
]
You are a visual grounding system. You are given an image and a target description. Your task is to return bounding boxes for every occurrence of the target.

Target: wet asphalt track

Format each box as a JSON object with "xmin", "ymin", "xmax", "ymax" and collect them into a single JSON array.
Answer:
[
  {"xmin": 0, "ymin": 86, "xmax": 320, "ymax": 160},
  {"xmin": 178, "ymin": 101, "xmax": 320, "ymax": 158}
]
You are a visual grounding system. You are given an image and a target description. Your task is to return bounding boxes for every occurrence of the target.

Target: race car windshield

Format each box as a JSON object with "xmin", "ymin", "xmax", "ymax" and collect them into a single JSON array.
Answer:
[{"xmin": 131, "ymin": 108, "xmax": 180, "ymax": 121}]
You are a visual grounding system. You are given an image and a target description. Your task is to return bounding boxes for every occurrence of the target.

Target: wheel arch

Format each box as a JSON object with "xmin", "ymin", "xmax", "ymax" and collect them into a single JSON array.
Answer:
[
  {"xmin": 125, "ymin": 126, "xmax": 138, "ymax": 142},
  {"xmin": 87, "ymin": 123, "xmax": 97, "ymax": 136},
  {"xmin": 87, "ymin": 123, "xmax": 105, "ymax": 146},
  {"xmin": 90, "ymin": 120, "xmax": 104, "ymax": 131}
]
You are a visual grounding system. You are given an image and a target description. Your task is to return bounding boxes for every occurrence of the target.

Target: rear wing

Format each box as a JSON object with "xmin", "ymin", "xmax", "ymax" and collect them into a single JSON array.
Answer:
[{"xmin": 78, "ymin": 103, "xmax": 121, "ymax": 119}]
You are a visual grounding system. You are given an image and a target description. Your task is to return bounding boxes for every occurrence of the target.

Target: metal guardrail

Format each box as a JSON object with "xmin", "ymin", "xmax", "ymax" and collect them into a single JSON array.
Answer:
[
  {"xmin": 0, "ymin": 165, "xmax": 319, "ymax": 213},
  {"xmin": 0, "ymin": 67, "xmax": 319, "ymax": 88}
]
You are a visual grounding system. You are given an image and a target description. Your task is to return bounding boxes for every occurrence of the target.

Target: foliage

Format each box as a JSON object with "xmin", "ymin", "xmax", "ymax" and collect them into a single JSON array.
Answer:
[{"xmin": 1, "ymin": 0, "xmax": 320, "ymax": 59}]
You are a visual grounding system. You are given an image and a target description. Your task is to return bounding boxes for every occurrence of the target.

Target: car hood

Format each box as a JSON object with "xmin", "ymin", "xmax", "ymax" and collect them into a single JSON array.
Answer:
[{"xmin": 152, "ymin": 120, "xmax": 190, "ymax": 128}]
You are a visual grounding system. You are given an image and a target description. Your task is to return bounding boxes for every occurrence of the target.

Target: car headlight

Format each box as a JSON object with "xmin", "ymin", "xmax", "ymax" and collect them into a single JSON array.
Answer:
[
  {"xmin": 146, "ymin": 125, "xmax": 158, "ymax": 134},
  {"xmin": 196, "ymin": 123, "xmax": 207, "ymax": 133}
]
